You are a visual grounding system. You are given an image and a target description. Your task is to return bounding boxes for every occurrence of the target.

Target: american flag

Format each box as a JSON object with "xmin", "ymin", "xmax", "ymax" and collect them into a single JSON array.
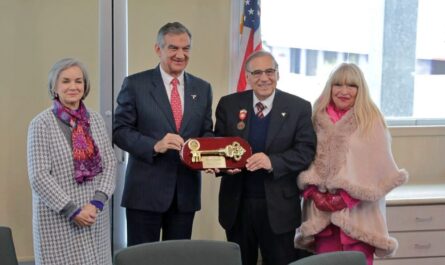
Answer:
[{"xmin": 237, "ymin": 0, "xmax": 262, "ymax": 92}]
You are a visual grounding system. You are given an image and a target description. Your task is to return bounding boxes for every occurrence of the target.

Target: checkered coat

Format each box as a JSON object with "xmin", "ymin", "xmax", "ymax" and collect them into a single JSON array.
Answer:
[{"xmin": 27, "ymin": 108, "xmax": 116, "ymax": 265}]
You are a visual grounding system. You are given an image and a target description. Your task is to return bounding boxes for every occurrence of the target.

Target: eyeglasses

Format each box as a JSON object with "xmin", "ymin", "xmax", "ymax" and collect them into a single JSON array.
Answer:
[{"xmin": 248, "ymin": 68, "xmax": 277, "ymax": 78}]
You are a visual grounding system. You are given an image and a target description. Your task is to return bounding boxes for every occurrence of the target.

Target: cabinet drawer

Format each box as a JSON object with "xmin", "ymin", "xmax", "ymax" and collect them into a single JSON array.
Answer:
[
  {"xmin": 386, "ymin": 205, "xmax": 445, "ymax": 231},
  {"xmin": 375, "ymin": 257, "xmax": 445, "ymax": 265},
  {"xmin": 390, "ymin": 231, "xmax": 445, "ymax": 258}
]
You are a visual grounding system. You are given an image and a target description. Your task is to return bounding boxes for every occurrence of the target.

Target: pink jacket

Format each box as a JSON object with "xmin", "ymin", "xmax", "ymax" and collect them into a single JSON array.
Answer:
[{"xmin": 294, "ymin": 109, "xmax": 408, "ymax": 257}]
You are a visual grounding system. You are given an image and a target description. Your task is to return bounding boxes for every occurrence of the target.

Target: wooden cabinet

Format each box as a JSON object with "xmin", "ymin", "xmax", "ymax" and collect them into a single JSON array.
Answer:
[{"xmin": 375, "ymin": 185, "xmax": 445, "ymax": 265}]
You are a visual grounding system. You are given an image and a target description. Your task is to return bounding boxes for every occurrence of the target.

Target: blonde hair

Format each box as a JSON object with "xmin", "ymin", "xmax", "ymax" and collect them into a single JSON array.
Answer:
[{"xmin": 313, "ymin": 63, "xmax": 386, "ymax": 134}]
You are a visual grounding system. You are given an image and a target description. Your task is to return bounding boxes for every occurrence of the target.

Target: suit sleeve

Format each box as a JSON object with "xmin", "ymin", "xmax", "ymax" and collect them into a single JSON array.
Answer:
[
  {"xmin": 113, "ymin": 77, "xmax": 158, "ymax": 164},
  {"xmin": 214, "ymin": 97, "xmax": 227, "ymax": 138},
  {"xmin": 214, "ymin": 97, "xmax": 231, "ymax": 178},
  {"xmin": 269, "ymin": 101, "xmax": 316, "ymax": 179}
]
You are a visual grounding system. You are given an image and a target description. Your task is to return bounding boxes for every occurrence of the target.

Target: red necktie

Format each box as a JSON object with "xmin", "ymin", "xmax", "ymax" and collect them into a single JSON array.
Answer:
[
  {"xmin": 256, "ymin": 102, "xmax": 266, "ymax": 118},
  {"xmin": 170, "ymin": 78, "xmax": 182, "ymax": 131}
]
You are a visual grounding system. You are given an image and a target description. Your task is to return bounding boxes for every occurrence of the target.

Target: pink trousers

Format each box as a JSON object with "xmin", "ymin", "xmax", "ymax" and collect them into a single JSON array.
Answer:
[{"xmin": 315, "ymin": 225, "xmax": 375, "ymax": 265}]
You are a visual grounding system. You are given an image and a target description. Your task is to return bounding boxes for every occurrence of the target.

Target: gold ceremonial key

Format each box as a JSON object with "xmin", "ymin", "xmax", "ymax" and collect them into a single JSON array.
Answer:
[{"xmin": 188, "ymin": 140, "xmax": 246, "ymax": 163}]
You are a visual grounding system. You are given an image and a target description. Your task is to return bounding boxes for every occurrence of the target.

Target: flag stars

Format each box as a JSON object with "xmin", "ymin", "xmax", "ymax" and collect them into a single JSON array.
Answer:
[
  {"xmin": 243, "ymin": 0, "xmax": 260, "ymax": 31},
  {"xmin": 238, "ymin": 0, "xmax": 261, "ymax": 91}
]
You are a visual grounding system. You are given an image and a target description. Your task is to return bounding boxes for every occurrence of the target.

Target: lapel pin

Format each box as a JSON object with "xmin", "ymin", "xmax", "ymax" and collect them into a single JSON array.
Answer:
[
  {"xmin": 237, "ymin": 109, "xmax": 247, "ymax": 130},
  {"xmin": 281, "ymin": 112, "xmax": 287, "ymax": 117},
  {"xmin": 191, "ymin": 95, "xmax": 197, "ymax": 100}
]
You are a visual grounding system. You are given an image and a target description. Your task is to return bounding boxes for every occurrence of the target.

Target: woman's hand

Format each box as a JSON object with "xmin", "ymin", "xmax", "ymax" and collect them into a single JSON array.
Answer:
[
  {"xmin": 325, "ymin": 193, "xmax": 347, "ymax": 211},
  {"xmin": 311, "ymin": 191, "xmax": 334, "ymax": 211},
  {"xmin": 73, "ymin": 204, "xmax": 98, "ymax": 227}
]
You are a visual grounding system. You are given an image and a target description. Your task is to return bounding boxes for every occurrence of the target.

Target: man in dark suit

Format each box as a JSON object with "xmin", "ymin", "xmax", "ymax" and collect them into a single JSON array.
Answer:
[
  {"xmin": 215, "ymin": 50, "xmax": 316, "ymax": 265},
  {"xmin": 113, "ymin": 22, "xmax": 213, "ymax": 246}
]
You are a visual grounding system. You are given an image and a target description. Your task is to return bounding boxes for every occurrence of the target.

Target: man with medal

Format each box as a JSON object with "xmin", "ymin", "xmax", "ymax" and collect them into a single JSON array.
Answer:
[{"xmin": 214, "ymin": 50, "xmax": 317, "ymax": 265}]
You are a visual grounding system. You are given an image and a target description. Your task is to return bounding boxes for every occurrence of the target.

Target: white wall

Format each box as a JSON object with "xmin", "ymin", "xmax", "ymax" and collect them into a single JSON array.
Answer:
[{"xmin": 0, "ymin": 0, "xmax": 99, "ymax": 261}]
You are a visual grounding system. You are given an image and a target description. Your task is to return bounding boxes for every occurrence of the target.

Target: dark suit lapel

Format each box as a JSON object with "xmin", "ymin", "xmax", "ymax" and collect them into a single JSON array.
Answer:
[
  {"xmin": 265, "ymin": 91, "xmax": 288, "ymax": 150},
  {"xmin": 237, "ymin": 91, "xmax": 253, "ymax": 139},
  {"xmin": 179, "ymin": 73, "xmax": 194, "ymax": 134},
  {"xmin": 149, "ymin": 67, "xmax": 176, "ymax": 132}
]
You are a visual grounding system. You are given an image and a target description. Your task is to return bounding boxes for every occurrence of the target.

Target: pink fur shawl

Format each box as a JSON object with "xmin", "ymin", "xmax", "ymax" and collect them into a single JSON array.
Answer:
[{"xmin": 294, "ymin": 108, "xmax": 408, "ymax": 257}]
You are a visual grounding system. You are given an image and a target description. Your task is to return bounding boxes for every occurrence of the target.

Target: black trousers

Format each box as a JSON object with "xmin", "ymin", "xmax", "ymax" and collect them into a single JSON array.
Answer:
[
  {"xmin": 126, "ymin": 194, "xmax": 195, "ymax": 246},
  {"xmin": 226, "ymin": 198, "xmax": 306, "ymax": 265}
]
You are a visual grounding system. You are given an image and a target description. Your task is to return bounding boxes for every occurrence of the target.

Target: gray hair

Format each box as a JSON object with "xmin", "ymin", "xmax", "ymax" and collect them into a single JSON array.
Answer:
[
  {"xmin": 156, "ymin": 22, "xmax": 192, "ymax": 48},
  {"xmin": 245, "ymin": 50, "xmax": 279, "ymax": 72},
  {"xmin": 48, "ymin": 58, "xmax": 91, "ymax": 100}
]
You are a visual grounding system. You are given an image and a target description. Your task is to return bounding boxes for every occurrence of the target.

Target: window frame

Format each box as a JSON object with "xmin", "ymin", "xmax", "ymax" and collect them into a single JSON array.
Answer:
[{"xmin": 230, "ymin": 0, "xmax": 445, "ymax": 127}]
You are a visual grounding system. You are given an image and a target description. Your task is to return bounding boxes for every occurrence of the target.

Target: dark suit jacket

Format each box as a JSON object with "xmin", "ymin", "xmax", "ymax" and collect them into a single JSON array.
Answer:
[
  {"xmin": 215, "ymin": 89, "xmax": 316, "ymax": 234},
  {"xmin": 113, "ymin": 66, "xmax": 213, "ymax": 213}
]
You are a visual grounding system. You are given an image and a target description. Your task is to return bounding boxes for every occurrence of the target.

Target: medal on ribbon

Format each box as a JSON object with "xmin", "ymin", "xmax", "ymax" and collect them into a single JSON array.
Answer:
[{"xmin": 237, "ymin": 109, "xmax": 247, "ymax": 130}]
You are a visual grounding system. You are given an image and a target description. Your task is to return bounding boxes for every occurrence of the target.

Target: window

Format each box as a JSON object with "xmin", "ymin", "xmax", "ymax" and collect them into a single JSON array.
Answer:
[{"xmin": 261, "ymin": 0, "xmax": 445, "ymax": 123}]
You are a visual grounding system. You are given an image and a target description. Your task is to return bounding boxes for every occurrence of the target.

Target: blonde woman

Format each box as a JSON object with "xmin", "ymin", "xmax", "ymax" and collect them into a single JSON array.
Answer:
[{"xmin": 294, "ymin": 63, "xmax": 408, "ymax": 265}]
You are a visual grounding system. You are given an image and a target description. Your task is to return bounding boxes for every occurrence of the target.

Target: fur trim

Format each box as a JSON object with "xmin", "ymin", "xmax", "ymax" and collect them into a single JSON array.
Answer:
[
  {"xmin": 298, "ymin": 109, "xmax": 357, "ymax": 189},
  {"xmin": 329, "ymin": 169, "xmax": 409, "ymax": 201},
  {"xmin": 299, "ymin": 109, "xmax": 408, "ymax": 200},
  {"xmin": 294, "ymin": 227, "xmax": 316, "ymax": 252},
  {"xmin": 331, "ymin": 212, "xmax": 398, "ymax": 257},
  {"xmin": 296, "ymin": 109, "xmax": 408, "ymax": 256},
  {"xmin": 312, "ymin": 109, "xmax": 357, "ymax": 180}
]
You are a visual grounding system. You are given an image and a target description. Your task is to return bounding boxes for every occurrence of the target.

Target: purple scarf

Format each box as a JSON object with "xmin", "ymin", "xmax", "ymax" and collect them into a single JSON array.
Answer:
[{"xmin": 52, "ymin": 100, "xmax": 103, "ymax": 183}]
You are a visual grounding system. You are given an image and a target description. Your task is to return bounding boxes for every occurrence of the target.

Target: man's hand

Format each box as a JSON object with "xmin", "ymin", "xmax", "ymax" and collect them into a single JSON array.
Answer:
[
  {"xmin": 225, "ymin": 168, "xmax": 242, "ymax": 175},
  {"xmin": 154, "ymin": 133, "xmax": 184, "ymax": 153},
  {"xmin": 246, "ymin": 152, "xmax": 272, "ymax": 171},
  {"xmin": 205, "ymin": 168, "xmax": 242, "ymax": 175}
]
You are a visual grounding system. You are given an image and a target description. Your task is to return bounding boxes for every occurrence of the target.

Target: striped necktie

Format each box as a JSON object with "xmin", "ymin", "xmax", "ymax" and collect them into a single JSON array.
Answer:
[{"xmin": 256, "ymin": 102, "xmax": 266, "ymax": 118}]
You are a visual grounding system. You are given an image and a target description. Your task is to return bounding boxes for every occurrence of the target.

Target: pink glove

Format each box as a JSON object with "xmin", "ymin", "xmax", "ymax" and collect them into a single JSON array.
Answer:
[
  {"xmin": 302, "ymin": 185, "xmax": 318, "ymax": 199},
  {"xmin": 338, "ymin": 189, "xmax": 360, "ymax": 209},
  {"xmin": 304, "ymin": 186, "xmax": 348, "ymax": 211},
  {"xmin": 325, "ymin": 193, "xmax": 347, "ymax": 211},
  {"xmin": 311, "ymin": 190, "xmax": 336, "ymax": 211}
]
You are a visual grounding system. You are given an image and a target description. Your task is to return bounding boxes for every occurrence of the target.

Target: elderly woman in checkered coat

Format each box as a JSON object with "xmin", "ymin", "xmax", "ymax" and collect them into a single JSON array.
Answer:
[{"xmin": 27, "ymin": 58, "xmax": 116, "ymax": 265}]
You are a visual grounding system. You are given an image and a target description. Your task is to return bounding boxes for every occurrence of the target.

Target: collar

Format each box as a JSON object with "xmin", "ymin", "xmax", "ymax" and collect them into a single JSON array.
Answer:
[
  {"xmin": 326, "ymin": 102, "xmax": 350, "ymax": 124},
  {"xmin": 253, "ymin": 90, "xmax": 276, "ymax": 112},
  {"xmin": 159, "ymin": 65, "xmax": 185, "ymax": 86}
]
